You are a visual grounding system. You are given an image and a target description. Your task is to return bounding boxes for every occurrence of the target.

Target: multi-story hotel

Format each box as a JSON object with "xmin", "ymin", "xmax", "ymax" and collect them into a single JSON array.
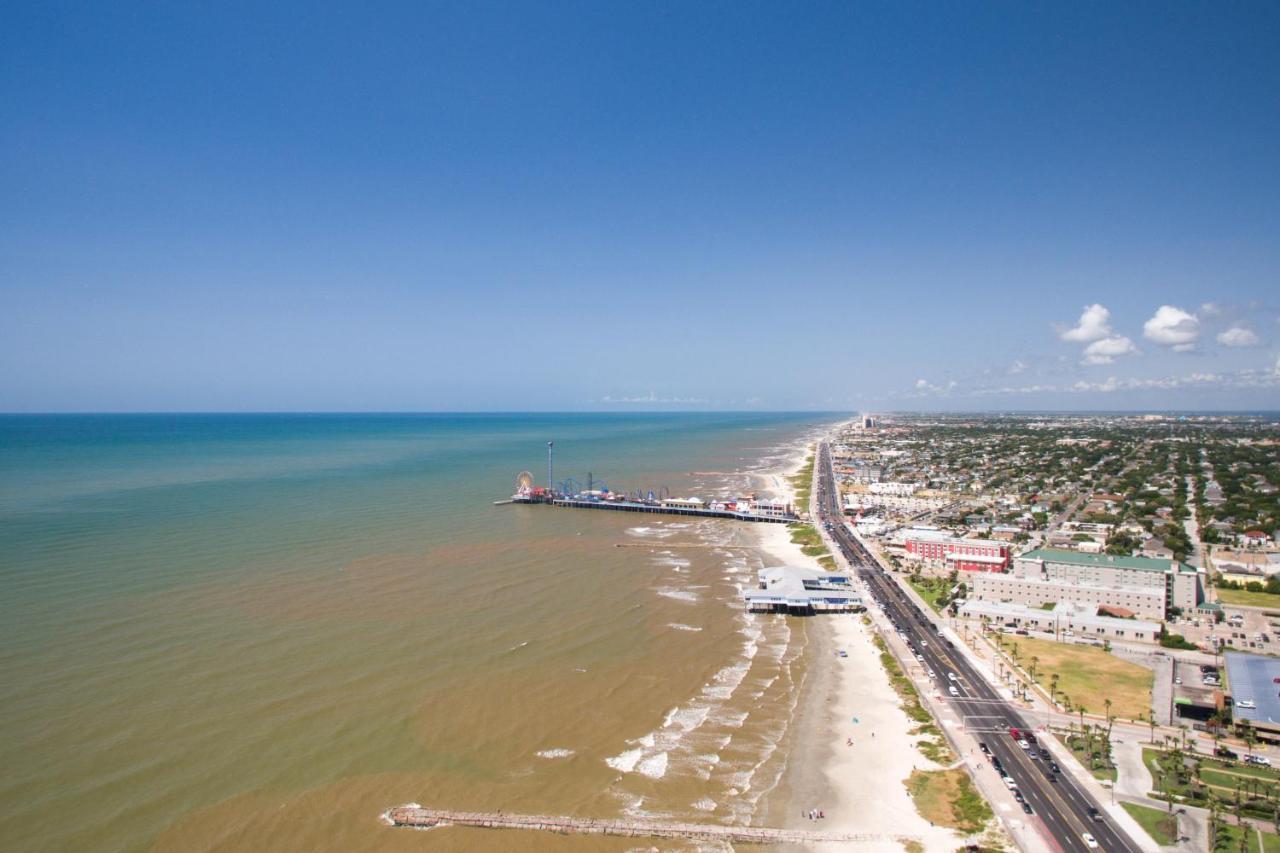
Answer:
[
  {"xmin": 903, "ymin": 530, "xmax": 1010, "ymax": 572},
  {"xmin": 970, "ymin": 548, "xmax": 1205, "ymax": 620}
]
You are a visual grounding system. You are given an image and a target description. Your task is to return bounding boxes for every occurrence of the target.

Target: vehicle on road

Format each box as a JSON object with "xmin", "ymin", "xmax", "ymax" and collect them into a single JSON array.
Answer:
[
  {"xmin": 1238, "ymin": 699, "xmax": 1257, "ymax": 709},
  {"xmin": 1087, "ymin": 807, "xmax": 1103, "ymax": 821},
  {"xmin": 948, "ymin": 671, "xmax": 958, "ymax": 681},
  {"xmin": 1049, "ymin": 761, "xmax": 1061, "ymax": 773},
  {"xmin": 1082, "ymin": 832, "xmax": 1099, "ymax": 849},
  {"xmin": 1216, "ymin": 747, "xmax": 1239, "ymax": 759},
  {"xmin": 1247, "ymin": 755, "xmax": 1272, "ymax": 766}
]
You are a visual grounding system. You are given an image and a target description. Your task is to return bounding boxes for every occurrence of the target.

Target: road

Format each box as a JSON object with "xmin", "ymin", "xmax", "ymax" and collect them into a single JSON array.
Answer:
[{"xmin": 814, "ymin": 442, "xmax": 1142, "ymax": 853}]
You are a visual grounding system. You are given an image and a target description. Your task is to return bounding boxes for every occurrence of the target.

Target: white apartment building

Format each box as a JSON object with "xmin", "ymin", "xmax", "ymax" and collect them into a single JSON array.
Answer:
[{"xmin": 970, "ymin": 548, "xmax": 1205, "ymax": 620}]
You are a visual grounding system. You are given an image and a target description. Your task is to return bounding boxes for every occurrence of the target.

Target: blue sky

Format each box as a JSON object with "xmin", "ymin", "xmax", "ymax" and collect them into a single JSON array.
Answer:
[{"xmin": 2, "ymin": 2, "xmax": 1278, "ymax": 412}]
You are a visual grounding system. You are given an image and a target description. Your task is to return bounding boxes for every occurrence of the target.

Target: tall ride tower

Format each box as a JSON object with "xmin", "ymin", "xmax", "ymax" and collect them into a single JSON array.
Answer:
[{"xmin": 547, "ymin": 441, "xmax": 554, "ymax": 493}]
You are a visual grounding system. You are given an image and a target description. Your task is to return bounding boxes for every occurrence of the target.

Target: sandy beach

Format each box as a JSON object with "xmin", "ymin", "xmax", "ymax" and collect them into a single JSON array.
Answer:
[{"xmin": 750, "ymin": 443, "xmax": 962, "ymax": 852}]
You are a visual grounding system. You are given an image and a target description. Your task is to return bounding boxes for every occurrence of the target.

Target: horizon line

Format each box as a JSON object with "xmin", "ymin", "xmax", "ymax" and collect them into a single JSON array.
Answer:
[{"xmin": 2, "ymin": 408, "xmax": 1279, "ymax": 416}]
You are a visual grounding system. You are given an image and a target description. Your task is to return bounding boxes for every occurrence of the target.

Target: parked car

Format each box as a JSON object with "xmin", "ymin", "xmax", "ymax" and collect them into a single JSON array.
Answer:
[
  {"xmin": 1215, "ymin": 747, "xmax": 1239, "ymax": 760},
  {"xmin": 1048, "ymin": 761, "xmax": 1061, "ymax": 774},
  {"xmin": 1247, "ymin": 755, "xmax": 1272, "ymax": 766},
  {"xmin": 979, "ymin": 742, "xmax": 991, "ymax": 755},
  {"xmin": 1002, "ymin": 776, "xmax": 1018, "ymax": 789}
]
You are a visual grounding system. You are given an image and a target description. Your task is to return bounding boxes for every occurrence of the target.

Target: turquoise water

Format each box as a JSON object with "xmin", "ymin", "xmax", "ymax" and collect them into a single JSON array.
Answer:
[{"xmin": 0, "ymin": 413, "xmax": 838, "ymax": 851}]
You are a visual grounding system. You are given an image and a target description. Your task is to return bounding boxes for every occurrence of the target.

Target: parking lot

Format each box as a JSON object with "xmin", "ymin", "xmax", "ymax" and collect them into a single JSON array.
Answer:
[{"xmin": 1170, "ymin": 606, "xmax": 1280, "ymax": 655}]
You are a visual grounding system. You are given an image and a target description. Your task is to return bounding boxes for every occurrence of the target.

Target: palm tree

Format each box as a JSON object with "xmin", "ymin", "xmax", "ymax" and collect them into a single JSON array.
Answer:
[
  {"xmin": 1050, "ymin": 672, "xmax": 1060, "ymax": 707},
  {"xmin": 1029, "ymin": 655, "xmax": 1039, "ymax": 684}
]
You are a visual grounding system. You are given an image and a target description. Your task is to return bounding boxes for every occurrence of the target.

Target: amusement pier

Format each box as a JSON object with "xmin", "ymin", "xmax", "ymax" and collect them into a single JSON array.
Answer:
[{"xmin": 496, "ymin": 441, "xmax": 800, "ymax": 523}]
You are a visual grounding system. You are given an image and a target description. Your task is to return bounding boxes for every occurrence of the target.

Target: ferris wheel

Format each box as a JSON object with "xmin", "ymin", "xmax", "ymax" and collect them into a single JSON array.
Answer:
[{"xmin": 515, "ymin": 470, "xmax": 535, "ymax": 495}]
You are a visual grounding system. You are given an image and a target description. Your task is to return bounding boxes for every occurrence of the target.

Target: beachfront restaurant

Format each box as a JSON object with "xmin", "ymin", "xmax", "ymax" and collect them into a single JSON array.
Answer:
[{"xmin": 743, "ymin": 566, "xmax": 863, "ymax": 615}]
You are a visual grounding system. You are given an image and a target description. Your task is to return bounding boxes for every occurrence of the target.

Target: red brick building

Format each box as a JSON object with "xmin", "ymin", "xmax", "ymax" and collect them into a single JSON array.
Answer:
[{"xmin": 904, "ymin": 533, "xmax": 1010, "ymax": 572}]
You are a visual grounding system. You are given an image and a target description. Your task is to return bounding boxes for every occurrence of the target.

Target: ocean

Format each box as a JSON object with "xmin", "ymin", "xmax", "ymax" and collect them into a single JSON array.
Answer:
[{"xmin": 0, "ymin": 412, "xmax": 840, "ymax": 852}]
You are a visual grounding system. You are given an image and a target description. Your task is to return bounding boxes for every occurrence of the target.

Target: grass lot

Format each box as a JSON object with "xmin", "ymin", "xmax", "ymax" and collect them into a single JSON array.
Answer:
[
  {"xmin": 1055, "ymin": 727, "xmax": 1116, "ymax": 781},
  {"xmin": 1212, "ymin": 823, "xmax": 1280, "ymax": 853},
  {"xmin": 788, "ymin": 524, "xmax": 830, "ymax": 560},
  {"xmin": 788, "ymin": 454, "xmax": 814, "ymax": 512},
  {"xmin": 1216, "ymin": 588, "xmax": 1280, "ymax": 608},
  {"xmin": 1004, "ymin": 635, "xmax": 1152, "ymax": 720},
  {"xmin": 908, "ymin": 577, "xmax": 948, "ymax": 613},
  {"xmin": 904, "ymin": 768, "xmax": 993, "ymax": 834},
  {"xmin": 1145, "ymin": 747, "xmax": 1280, "ymax": 824},
  {"xmin": 1121, "ymin": 802, "xmax": 1177, "ymax": 845}
]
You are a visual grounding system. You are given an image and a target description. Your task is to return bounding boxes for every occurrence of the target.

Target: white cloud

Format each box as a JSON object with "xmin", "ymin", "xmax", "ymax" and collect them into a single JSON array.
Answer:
[
  {"xmin": 1008, "ymin": 359, "xmax": 1028, "ymax": 375},
  {"xmin": 1082, "ymin": 335, "xmax": 1138, "ymax": 365},
  {"xmin": 599, "ymin": 391, "xmax": 708, "ymax": 404},
  {"xmin": 913, "ymin": 378, "xmax": 957, "ymax": 396},
  {"xmin": 1200, "ymin": 302, "xmax": 1222, "ymax": 317},
  {"xmin": 1059, "ymin": 304, "xmax": 1113, "ymax": 343},
  {"xmin": 1217, "ymin": 326, "xmax": 1260, "ymax": 348},
  {"xmin": 1142, "ymin": 305, "xmax": 1200, "ymax": 348}
]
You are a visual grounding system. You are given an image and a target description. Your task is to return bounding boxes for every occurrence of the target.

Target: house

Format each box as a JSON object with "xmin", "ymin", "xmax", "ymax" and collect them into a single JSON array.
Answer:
[
  {"xmin": 1141, "ymin": 538, "xmax": 1175, "ymax": 560},
  {"xmin": 1240, "ymin": 530, "xmax": 1273, "ymax": 548}
]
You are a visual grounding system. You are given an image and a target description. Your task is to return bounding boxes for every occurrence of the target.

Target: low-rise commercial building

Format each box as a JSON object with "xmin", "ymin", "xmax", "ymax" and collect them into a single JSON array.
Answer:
[
  {"xmin": 1225, "ymin": 651, "xmax": 1280, "ymax": 742},
  {"xmin": 960, "ymin": 600, "xmax": 1160, "ymax": 645},
  {"xmin": 970, "ymin": 548, "xmax": 1204, "ymax": 620}
]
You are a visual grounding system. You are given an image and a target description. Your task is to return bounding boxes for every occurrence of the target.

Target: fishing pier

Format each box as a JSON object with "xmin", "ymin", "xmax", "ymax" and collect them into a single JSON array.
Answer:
[{"xmin": 382, "ymin": 805, "xmax": 915, "ymax": 846}]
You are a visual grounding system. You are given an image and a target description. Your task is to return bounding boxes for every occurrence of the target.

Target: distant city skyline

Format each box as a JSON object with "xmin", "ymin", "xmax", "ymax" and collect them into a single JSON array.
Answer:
[{"xmin": 3, "ymin": 3, "xmax": 1278, "ymax": 412}]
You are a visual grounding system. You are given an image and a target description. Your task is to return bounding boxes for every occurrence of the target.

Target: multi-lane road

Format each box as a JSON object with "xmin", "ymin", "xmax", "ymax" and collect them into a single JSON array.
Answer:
[{"xmin": 813, "ymin": 442, "xmax": 1141, "ymax": 853}]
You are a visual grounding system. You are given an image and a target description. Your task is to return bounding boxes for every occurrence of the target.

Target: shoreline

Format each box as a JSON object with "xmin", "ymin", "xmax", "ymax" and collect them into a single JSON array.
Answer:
[{"xmin": 750, "ymin": 428, "xmax": 962, "ymax": 851}]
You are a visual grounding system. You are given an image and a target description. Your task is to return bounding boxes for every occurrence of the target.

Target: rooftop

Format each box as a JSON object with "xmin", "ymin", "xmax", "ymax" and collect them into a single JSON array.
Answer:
[
  {"xmin": 743, "ymin": 566, "xmax": 861, "ymax": 611},
  {"xmin": 959, "ymin": 599, "xmax": 1160, "ymax": 635},
  {"xmin": 1019, "ymin": 548, "xmax": 1195, "ymax": 574},
  {"xmin": 1225, "ymin": 651, "xmax": 1280, "ymax": 728}
]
